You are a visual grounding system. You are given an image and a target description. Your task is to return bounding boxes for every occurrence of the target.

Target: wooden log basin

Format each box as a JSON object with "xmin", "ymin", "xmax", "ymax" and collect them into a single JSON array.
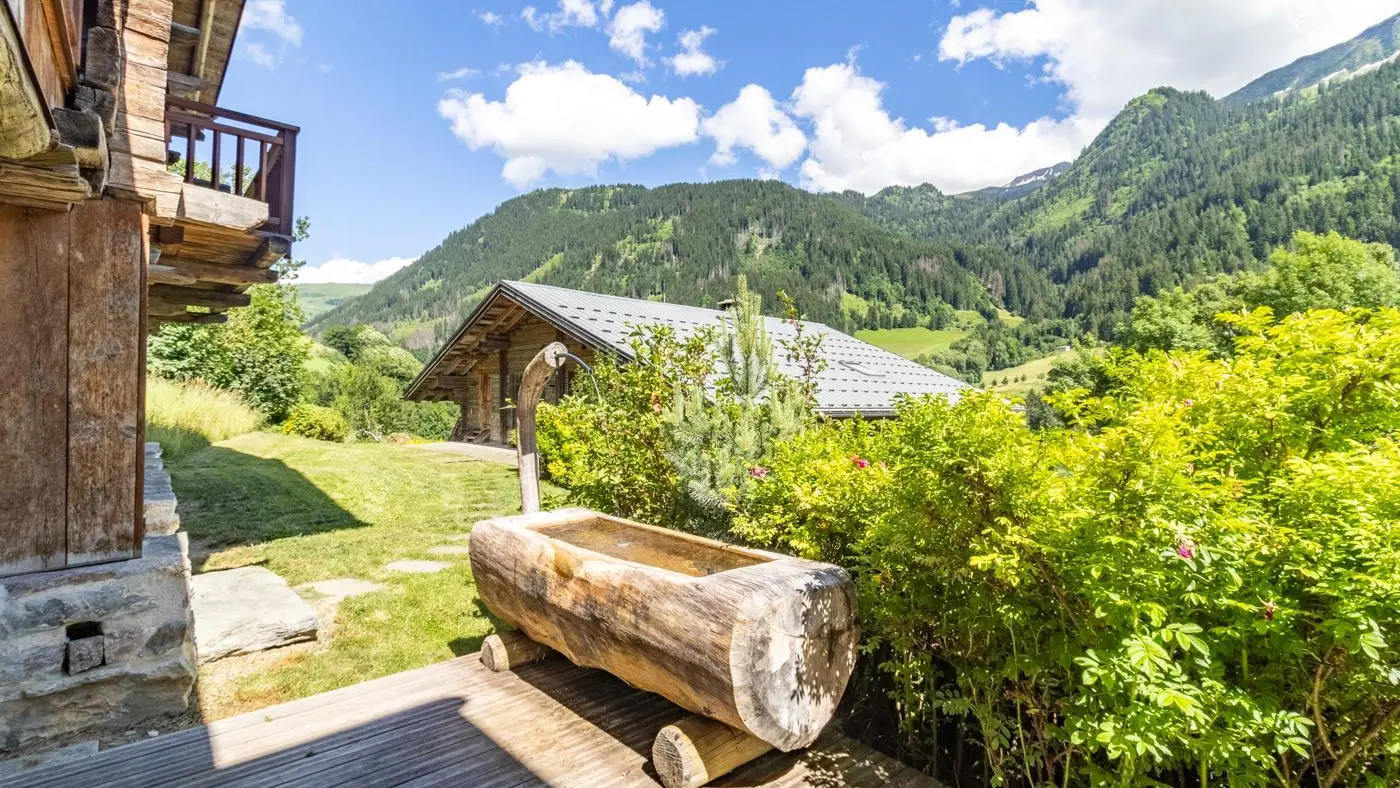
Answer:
[{"xmin": 468, "ymin": 508, "xmax": 860, "ymax": 752}]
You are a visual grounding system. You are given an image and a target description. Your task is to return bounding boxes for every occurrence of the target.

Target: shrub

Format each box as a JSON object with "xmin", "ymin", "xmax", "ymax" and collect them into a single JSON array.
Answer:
[
  {"xmin": 145, "ymin": 376, "xmax": 262, "ymax": 459},
  {"xmin": 736, "ymin": 307, "xmax": 1400, "ymax": 786},
  {"xmin": 282, "ymin": 403, "xmax": 349, "ymax": 442}
]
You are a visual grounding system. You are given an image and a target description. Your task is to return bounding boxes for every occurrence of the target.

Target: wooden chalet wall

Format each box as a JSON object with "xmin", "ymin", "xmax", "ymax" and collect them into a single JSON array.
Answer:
[
  {"xmin": 0, "ymin": 200, "xmax": 147, "ymax": 577},
  {"xmin": 449, "ymin": 314, "xmax": 594, "ymax": 444}
]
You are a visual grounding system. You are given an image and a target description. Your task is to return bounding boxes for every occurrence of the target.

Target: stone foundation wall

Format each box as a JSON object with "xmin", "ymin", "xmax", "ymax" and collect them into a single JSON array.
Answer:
[{"xmin": 0, "ymin": 444, "xmax": 196, "ymax": 752}]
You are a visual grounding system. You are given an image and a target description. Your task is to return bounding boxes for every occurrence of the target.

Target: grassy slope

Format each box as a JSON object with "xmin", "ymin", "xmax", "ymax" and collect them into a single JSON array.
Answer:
[
  {"xmin": 983, "ymin": 352, "xmax": 1067, "ymax": 396},
  {"xmin": 855, "ymin": 327, "xmax": 969, "ymax": 359},
  {"xmin": 296, "ymin": 284, "xmax": 374, "ymax": 322},
  {"xmin": 168, "ymin": 432, "xmax": 556, "ymax": 718}
]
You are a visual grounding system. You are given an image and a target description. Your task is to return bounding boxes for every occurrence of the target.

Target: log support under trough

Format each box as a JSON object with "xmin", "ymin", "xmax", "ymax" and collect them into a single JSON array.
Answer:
[
  {"xmin": 653, "ymin": 715, "xmax": 775, "ymax": 788},
  {"xmin": 480, "ymin": 631, "xmax": 553, "ymax": 672}
]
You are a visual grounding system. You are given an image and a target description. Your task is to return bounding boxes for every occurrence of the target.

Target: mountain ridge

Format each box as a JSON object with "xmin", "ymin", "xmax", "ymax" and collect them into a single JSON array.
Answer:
[{"xmin": 1223, "ymin": 12, "xmax": 1400, "ymax": 105}]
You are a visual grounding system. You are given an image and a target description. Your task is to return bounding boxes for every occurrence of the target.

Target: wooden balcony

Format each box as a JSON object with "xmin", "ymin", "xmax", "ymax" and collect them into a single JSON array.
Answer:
[
  {"xmin": 164, "ymin": 96, "xmax": 299, "ymax": 235},
  {"xmin": 148, "ymin": 98, "xmax": 299, "ymax": 328}
]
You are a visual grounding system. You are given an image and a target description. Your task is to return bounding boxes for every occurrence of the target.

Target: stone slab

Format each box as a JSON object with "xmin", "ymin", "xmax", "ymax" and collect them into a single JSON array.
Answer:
[
  {"xmin": 426, "ymin": 545, "xmax": 471, "ymax": 556},
  {"xmin": 384, "ymin": 560, "xmax": 449, "ymax": 574},
  {"xmin": 296, "ymin": 578, "xmax": 386, "ymax": 605},
  {"xmin": 190, "ymin": 567, "xmax": 319, "ymax": 664}
]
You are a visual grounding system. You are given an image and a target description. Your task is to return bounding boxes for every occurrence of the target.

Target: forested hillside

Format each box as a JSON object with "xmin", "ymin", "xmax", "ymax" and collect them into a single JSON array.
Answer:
[
  {"xmin": 317, "ymin": 56, "xmax": 1400, "ymax": 354},
  {"xmin": 852, "ymin": 61, "xmax": 1400, "ymax": 334},
  {"xmin": 308, "ymin": 181, "xmax": 1045, "ymax": 352}
]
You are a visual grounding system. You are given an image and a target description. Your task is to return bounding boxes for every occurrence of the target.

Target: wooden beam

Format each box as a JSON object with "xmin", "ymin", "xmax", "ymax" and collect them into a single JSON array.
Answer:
[
  {"xmin": 177, "ymin": 184, "xmax": 270, "ymax": 231},
  {"xmin": 169, "ymin": 21, "xmax": 201, "ymax": 46},
  {"xmin": 147, "ymin": 264, "xmax": 198, "ymax": 286},
  {"xmin": 166, "ymin": 70, "xmax": 204, "ymax": 99},
  {"xmin": 0, "ymin": 0, "xmax": 55, "ymax": 159},
  {"xmin": 248, "ymin": 233, "xmax": 292, "ymax": 268},
  {"xmin": 152, "ymin": 225, "xmax": 186, "ymax": 245},
  {"xmin": 148, "ymin": 284, "xmax": 250, "ymax": 309},
  {"xmin": 152, "ymin": 311, "xmax": 226, "ymax": 325},
  {"xmin": 160, "ymin": 257, "xmax": 279, "ymax": 285},
  {"xmin": 195, "ymin": 0, "xmax": 218, "ymax": 85}
]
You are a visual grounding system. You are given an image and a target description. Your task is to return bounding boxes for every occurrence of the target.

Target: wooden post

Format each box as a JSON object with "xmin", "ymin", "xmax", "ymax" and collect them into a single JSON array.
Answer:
[
  {"xmin": 652, "ymin": 715, "xmax": 774, "ymax": 788},
  {"xmin": 480, "ymin": 631, "xmax": 553, "ymax": 672},
  {"xmin": 515, "ymin": 342, "xmax": 568, "ymax": 513}
]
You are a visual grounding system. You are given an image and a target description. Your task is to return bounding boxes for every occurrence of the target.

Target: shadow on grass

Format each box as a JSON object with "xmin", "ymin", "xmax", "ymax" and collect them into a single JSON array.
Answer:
[
  {"xmin": 153, "ymin": 426, "xmax": 368, "ymax": 567},
  {"xmin": 448, "ymin": 599, "xmax": 506, "ymax": 656}
]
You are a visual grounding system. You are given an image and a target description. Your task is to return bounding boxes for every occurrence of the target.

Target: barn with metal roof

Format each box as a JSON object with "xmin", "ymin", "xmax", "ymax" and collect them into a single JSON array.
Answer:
[{"xmin": 406, "ymin": 281, "xmax": 970, "ymax": 443}]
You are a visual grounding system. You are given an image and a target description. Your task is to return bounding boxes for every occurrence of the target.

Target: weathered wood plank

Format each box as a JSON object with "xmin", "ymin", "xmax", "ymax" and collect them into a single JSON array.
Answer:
[
  {"xmin": 161, "ymin": 256, "xmax": 279, "ymax": 285},
  {"xmin": 177, "ymin": 184, "xmax": 271, "ymax": 230},
  {"xmin": 5, "ymin": 654, "xmax": 944, "ymax": 788},
  {"xmin": 66, "ymin": 199, "xmax": 144, "ymax": 566},
  {"xmin": 0, "ymin": 206, "xmax": 68, "ymax": 577},
  {"xmin": 148, "ymin": 283, "xmax": 250, "ymax": 309}
]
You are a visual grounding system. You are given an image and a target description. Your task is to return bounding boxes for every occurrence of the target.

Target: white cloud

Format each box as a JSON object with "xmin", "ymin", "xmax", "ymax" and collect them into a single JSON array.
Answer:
[
  {"xmin": 479, "ymin": 11, "xmax": 503, "ymax": 26},
  {"xmin": 437, "ymin": 67, "xmax": 480, "ymax": 82},
  {"xmin": 240, "ymin": 0, "xmax": 303, "ymax": 46},
  {"xmin": 523, "ymin": 0, "xmax": 602, "ymax": 32},
  {"xmin": 703, "ymin": 84, "xmax": 806, "ymax": 169},
  {"xmin": 300, "ymin": 257, "xmax": 415, "ymax": 285},
  {"xmin": 939, "ymin": 0, "xmax": 1400, "ymax": 115},
  {"xmin": 241, "ymin": 42, "xmax": 277, "ymax": 69},
  {"xmin": 438, "ymin": 61, "xmax": 701, "ymax": 188},
  {"xmin": 790, "ymin": 62, "xmax": 1097, "ymax": 194},
  {"xmin": 608, "ymin": 2, "xmax": 665, "ymax": 65},
  {"xmin": 667, "ymin": 26, "xmax": 719, "ymax": 76}
]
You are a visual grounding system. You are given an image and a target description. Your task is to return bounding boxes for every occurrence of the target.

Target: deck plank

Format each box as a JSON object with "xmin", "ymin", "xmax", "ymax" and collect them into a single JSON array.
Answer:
[{"xmin": 3, "ymin": 653, "xmax": 940, "ymax": 787}]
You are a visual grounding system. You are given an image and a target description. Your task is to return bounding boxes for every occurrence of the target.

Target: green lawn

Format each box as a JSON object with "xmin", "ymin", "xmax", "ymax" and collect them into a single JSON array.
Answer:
[
  {"xmin": 855, "ymin": 326, "xmax": 969, "ymax": 359},
  {"xmin": 167, "ymin": 432, "xmax": 552, "ymax": 718}
]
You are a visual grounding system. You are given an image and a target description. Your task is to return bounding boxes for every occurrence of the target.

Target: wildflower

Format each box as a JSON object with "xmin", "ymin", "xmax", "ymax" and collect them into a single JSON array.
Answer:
[
  {"xmin": 1182, "ymin": 398, "xmax": 1195, "ymax": 407},
  {"xmin": 850, "ymin": 455, "xmax": 869, "ymax": 469},
  {"xmin": 1263, "ymin": 600, "xmax": 1278, "ymax": 621},
  {"xmin": 748, "ymin": 466, "xmax": 768, "ymax": 479},
  {"xmin": 1176, "ymin": 535, "xmax": 1197, "ymax": 560}
]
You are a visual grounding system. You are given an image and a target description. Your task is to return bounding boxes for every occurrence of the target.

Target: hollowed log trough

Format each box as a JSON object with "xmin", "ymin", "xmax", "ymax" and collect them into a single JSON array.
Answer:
[
  {"xmin": 470, "ymin": 342, "xmax": 860, "ymax": 786},
  {"xmin": 469, "ymin": 509, "xmax": 860, "ymax": 753}
]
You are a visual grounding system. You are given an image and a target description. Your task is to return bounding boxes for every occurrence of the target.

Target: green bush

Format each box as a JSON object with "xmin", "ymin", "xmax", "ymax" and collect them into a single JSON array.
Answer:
[
  {"xmin": 735, "ymin": 307, "xmax": 1400, "ymax": 786},
  {"xmin": 145, "ymin": 376, "xmax": 262, "ymax": 459},
  {"xmin": 282, "ymin": 404, "xmax": 349, "ymax": 442}
]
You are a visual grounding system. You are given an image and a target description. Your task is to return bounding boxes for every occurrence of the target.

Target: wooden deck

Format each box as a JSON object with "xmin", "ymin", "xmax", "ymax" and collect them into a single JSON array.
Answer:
[{"xmin": 6, "ymin": 653, "xmax": 937, "ymax": 787}]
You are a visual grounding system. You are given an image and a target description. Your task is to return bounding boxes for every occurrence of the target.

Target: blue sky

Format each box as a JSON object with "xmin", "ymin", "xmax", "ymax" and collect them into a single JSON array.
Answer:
[{"xmin": 220, "ymin": 0, "xmax": 1400, "ymax": 284}]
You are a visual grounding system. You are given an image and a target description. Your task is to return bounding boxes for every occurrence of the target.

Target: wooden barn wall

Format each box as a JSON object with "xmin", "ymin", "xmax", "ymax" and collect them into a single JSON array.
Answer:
[
  {"xmin": 0, "ymin": 200, "xmax": 146, "ymax": 578},
  {"xmin": 447, "ymin": 314, "xmax": 597, "ymax": 445}
]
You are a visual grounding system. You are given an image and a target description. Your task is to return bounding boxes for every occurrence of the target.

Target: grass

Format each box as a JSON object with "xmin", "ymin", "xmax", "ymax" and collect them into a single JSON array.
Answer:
[
  {"xmin": 167, "ymin": 432, "xmax": 556, "ymax": 719},
  {"xmin": 983, "ymin": 353, "xmax": 1065, "ymax": 396},
  {"xmin": 856, "ymin": 327, "xmax": 969, "ymax": 359},
  {"xmin": 294, "ymin": 283, "xmax": 374, "ymax": 322},
  {"xmin": 145, "ymin": 377, "xmax": 263, "ymax": 460}
]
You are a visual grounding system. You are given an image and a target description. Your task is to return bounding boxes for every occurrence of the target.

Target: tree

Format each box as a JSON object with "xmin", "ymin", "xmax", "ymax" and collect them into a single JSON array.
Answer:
[
  {"xmin": 1243, "ymin": 230, "xmax": 1400, "ymax": 316},
  {"xmin": 664, "ymin": 277, "xmax": 809, "ymax": 531},
  {"xmin": 323, "ymin": 324, "xmax": 372, "ymax": 360}
]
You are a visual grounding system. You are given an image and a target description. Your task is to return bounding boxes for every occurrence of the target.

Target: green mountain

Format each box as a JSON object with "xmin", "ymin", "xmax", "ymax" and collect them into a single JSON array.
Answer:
[
  {"xmin": 317, "ymin": 51, "xmax": 1400, "ymax": 352},
  {"xmin": 851, "ymin": 63, "xmax": 1400, "ymax": 334},
  {"xmin": 308, "ymin": 181, "xmax": 1050, "ymax": 352},
  {"xmin": 1224, "ymin": 13, "xmax": 1400, "ymax": 106},
  {"xmin": 296, "ymin": 283, "xmax": 374, "ymax": 322}
]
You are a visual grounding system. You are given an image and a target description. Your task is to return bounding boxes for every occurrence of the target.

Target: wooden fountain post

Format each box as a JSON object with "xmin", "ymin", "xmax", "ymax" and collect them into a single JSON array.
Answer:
[
  {"xmin": 479, "ymin": 342, "xmax": 570, "ymax": 674},
  {"xmin": 515, "ymin": 341, "xmax": 569, "ymax": 514}
]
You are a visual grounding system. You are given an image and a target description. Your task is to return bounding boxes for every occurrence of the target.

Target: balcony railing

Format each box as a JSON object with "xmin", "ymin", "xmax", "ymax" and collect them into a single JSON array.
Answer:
[{"xmin": 164, "ymin": 97, "xmax": 299, "ymax": 234}]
